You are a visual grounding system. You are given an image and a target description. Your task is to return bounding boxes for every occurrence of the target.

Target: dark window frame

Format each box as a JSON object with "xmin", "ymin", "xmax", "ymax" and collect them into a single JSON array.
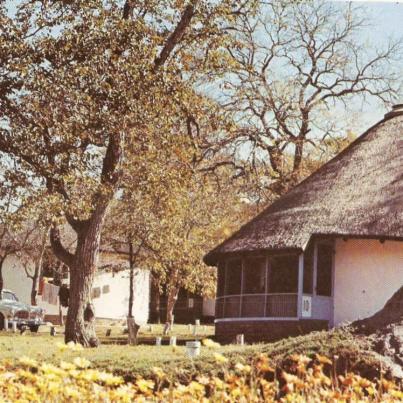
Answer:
[
  {"xmin": 316, "ymin": 242, "xmax": 334, "ymax": 297},
  {"xmin": 303, "ymin": 243, "xmax": 314, "ymax": 294}
]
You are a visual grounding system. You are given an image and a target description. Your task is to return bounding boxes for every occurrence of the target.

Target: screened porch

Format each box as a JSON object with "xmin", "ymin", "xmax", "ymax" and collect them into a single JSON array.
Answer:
[{"xmin": 215, "ymin": 240, "xmax": 334, "ymax": 321}]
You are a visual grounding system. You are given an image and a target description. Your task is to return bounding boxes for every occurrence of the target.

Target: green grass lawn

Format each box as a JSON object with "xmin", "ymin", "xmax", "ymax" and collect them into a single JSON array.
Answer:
[
  {"xmin": 95, "ymin": 322, "xmax": 215, "ymax": 344},
  {"xmin": 0, "ymin": 324, "xmax": 378, "ymax": 382},
  {"xmin": 0, "ymin": 329, "xmax": 250, "ymax": 381}
]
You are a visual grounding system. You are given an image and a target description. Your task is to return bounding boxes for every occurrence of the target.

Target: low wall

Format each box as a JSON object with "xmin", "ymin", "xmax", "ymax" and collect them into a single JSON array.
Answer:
[{"xmin": 215, "ymin": 319, "xmax": 329, "ymax": 343}]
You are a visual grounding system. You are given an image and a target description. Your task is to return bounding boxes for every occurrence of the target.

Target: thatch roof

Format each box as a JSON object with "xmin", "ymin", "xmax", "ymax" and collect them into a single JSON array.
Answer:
[{"xmin": 204, "ymin": 108, "xmax": 403, "ymax": 266}]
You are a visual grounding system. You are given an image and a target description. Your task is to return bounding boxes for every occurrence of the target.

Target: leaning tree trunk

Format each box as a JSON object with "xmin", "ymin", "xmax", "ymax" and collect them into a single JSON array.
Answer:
[
  {"xmin": 127, "ymin": 240, "xmax": 139, "ymax": 345},
  {"xmin": 65, "ymin": 253, "xmax": 98, "ymax": 346},
  {"xmin": 128, "ymin": 240, "xmax": 135, "ymax": 318},
  {"xmin": 163, "ymin": 285, "xmax": 179, "ymax": 335},
  {"xmin": 50, "ymin": 135, "xmax": 123, "ymax": 346},
  {"xmin": 63, "ymin": 216, "xmax": 105, "ymax": 347}
]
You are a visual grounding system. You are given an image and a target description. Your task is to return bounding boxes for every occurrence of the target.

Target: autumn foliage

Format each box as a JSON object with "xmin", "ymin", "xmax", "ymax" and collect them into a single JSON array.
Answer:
[{"xmin": 0, "ymin": 340, "xmax": 402, "ymax": 402}]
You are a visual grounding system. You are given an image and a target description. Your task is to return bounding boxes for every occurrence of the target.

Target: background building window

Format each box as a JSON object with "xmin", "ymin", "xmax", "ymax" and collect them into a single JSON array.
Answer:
[{"xmin": 91, "ymin": 287, "xmax": 101, "ymax": 299}]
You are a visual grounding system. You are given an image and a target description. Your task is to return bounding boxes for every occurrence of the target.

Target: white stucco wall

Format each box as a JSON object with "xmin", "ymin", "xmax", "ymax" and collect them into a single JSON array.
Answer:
[
  {"xmin": 2, "ymin": 255, "xmax": 150, "ymax": 323},
  {"xmin": 334, "ymin": 239, "xmax": 403, "ymax": 326},
  {"xmin": 92, "ymin": 269, "xmax": 150, "ymax": 323}
]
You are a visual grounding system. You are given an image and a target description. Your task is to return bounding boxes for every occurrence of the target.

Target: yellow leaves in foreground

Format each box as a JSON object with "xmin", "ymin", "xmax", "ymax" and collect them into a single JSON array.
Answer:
[
  {"xmin": 73, "ymin": 357, "xmax": 91, "ymax": 369},
  {"xmin": 213, "ymin": 352, "xmax": 228, "ymax": 364},
  {"xmin": 202, "ymin": 338, "xmax": 221, "ymax": 349},
  {"xmin": 56, "ymin": 341, "xmax": 84, "ymax": 352},
  {"xmin": 0, "ymin": 348, "xmax": 402, "ymax": 402}
]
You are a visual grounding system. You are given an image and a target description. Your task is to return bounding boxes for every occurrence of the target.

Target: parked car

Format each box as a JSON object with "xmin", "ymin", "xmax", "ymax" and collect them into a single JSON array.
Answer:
[{"xmin": 0, "ymin": 289, "xmax": 45, "ymax": 332}]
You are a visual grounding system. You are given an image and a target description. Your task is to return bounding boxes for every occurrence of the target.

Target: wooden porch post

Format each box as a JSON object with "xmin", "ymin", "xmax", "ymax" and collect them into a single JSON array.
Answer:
[{"xmin": 297, "ymin": 253, "xmax": 304, "ymax": 318}]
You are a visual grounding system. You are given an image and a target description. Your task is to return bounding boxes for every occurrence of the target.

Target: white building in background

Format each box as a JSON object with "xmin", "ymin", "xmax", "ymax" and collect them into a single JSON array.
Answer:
[
  {"xmin": 2, "ymin": 252, "xmax": 150, "ymax": 324},
  {"xmin": 92, "ymin": 269, "xmax": 149, "ymax": 323}
]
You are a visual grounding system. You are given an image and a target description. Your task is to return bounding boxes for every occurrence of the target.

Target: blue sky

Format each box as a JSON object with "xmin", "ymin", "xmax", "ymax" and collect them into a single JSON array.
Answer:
[
  {"xmin": 338, "ymin": 1, "xmax": 403, "ymax": 129},
  {"xmin": 5, "ymin": 0, "xmax": 403, "ymax": 134}
]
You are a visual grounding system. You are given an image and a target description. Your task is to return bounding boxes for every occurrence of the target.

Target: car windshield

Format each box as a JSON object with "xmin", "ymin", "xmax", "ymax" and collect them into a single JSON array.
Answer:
[{"xmin": 2, "ymin": 291, "xmax": 18, "ymax": 301}]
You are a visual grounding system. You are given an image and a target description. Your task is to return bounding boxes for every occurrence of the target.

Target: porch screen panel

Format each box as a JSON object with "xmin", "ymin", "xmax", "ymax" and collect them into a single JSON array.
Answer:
[
  {"xmin": 224, "ymin": 296, "xmax": 240, "ymax": 317},
  {"xmin": 243, "ymin": 257, "xmax": 266, "ymax": 294},
  {"xmin": 216, "ymin": 262, "xmax": 226, "ymax": 297},
  {"xmin": 241, "ymin": 295, "xmax": 265, "ymax": 317},
  {"xmin": 266, "ymin": 294, "xmax": 297, "ymax": 317},
  {"xmin": 226, "ymin": 260, "xmax": 242, "ymax": 295},
  {"xmin": 267, "ymin": 255, "xmax": 299, "ymax": 293},
  {"xmin": 316, "ymin": 244, "xmax": 333, "ymax": 296},
  {"xmin": 215, "ymin": 299, "xmax": 224, "ymax": 319}
]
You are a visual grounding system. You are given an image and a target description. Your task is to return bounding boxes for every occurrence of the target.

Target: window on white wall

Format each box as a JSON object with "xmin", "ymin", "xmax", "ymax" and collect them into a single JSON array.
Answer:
[
  {"xmin": 91, "ymin": 287, "xmax": 101, "ymax": 299},
  {"xmin": 102, "ymin": 285, "xmax": 110, "ymax": 294}
]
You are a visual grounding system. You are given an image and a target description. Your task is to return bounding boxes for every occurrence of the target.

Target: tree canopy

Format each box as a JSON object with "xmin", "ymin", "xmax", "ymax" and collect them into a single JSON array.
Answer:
[{"xmin": 0, "ymin": 0, "xmax": 244, "ymax": 345}]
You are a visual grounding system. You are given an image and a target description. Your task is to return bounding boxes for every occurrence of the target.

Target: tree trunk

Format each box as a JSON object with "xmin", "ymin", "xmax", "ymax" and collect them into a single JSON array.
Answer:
[
  {"xmin": 64, "ymin": 217, "xmax": 104, "ymax": 347},
  {"xmin": 59, "ymin": 301, "xmax": 64, "ymax": 326},
  {"xmin": 155, "ymin": 288, "xmax": 161, "ymax": 324},
  {"xmin": 127, "ymin": 316, "xmax": 139, "ymax": 345},
  {"xmin": 65, "ymin": 259, "xmax": 97, "ymax": 346},
  {"xmin": 128, "ymin": 240, "xmax": 134, "ymax": 318},
  {"xmin": 30, "ymin": 267, "xmax": 39, "ymax": 306},
  {"xmin": 30, "ymin": 226, "xmax": 49, "ymax": 306},
  {"xmin": 0, "ymin": 256, "xmax": 4, "ymax": 296},
  {"xmin": 30, "ymin": 259, "xmax": 43, "ymax": 306},
  {"xmin": 293, "ymin": 140, "xmax": 304, "ymax": 176},
  {"xmin": 163, "ymin": 285, "xmax": 179, "ymax": 335},
  {"xmin": 126, "ymin": 240, "xmax": 140, "ymax": 345},
  {"xmin": 151, "ymin": 274, "xmax": 161, "ymax": 324}
]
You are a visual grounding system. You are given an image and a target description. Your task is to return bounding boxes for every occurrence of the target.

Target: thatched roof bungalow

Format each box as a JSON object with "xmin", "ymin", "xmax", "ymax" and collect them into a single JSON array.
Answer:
[{"xmin": 204, "ymin": 104, "xmax": 403, "ymax": 343}]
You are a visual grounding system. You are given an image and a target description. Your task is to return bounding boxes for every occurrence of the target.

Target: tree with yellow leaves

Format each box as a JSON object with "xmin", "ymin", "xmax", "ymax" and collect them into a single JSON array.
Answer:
[{"xmin": 0, "ymin": 0, "xmax": 246, "ymax": 346}]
